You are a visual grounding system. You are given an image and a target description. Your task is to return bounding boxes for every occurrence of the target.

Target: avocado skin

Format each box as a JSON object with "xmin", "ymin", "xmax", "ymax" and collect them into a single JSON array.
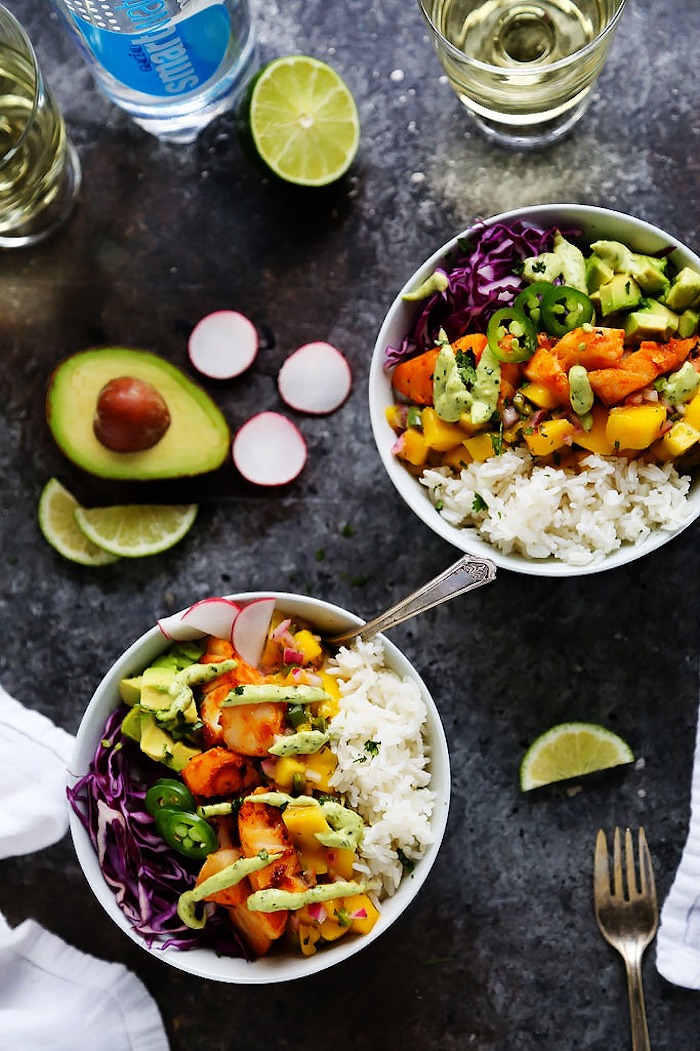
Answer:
[{"xmin": 46, "ymin": 348, "xmax": 231, "ymax": 481}]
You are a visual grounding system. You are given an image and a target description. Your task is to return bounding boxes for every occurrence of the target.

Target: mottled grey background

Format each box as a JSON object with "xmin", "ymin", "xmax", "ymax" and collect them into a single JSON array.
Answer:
[{"xmin": 0, "ymin": 0, "xmax": 699, "ymax": 1048}]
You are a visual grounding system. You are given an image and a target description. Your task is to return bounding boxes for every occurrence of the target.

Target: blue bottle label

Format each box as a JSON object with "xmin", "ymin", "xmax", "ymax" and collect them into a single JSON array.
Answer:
[{"xmin": 61, "ymin": 1, "xmax": 231, "ymax": 98}]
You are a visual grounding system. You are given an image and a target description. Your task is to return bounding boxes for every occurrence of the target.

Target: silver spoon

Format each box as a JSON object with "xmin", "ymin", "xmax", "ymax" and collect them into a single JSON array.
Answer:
[{"xmin": 324, "ymin": 554, "xmax": 497, "ymax": 647}]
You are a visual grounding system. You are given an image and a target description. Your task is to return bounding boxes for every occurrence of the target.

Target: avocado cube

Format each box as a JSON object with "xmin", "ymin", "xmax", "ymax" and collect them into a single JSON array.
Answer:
[
  {"xmin": 664, "ymin": 267, "xmax": 700, "ymax": 312},
  {"xmin": 679, "ymin": 308, "xmax": 700, "ymax": 338},
  {"xmin": 585, "ymin": 253, "xmax": 615, "ymax": 293},
  {"xmin": 629, "ymin": 253, "xmax": 670, "ymax": 296},
  {"xmin": 139, "ymin": 713, "xmax": 201, "ymax": 771},
  {"xmin": 624, "ymin": 301, "xmax": 679, "ymax": 342},
  {"xmin": 140, "ymin": 665, "xmax": 177, "ymax": 711},
  {"xmin": 121, "ymin": 705, "xmax": 143, "ymax": 742},
  {"xmin": 118, "ymin": 675, "xmax": 142, "ymax": 706},
  {"xmin": 592, "ymin": 273, "xmax": 643, "ymax": 316}
]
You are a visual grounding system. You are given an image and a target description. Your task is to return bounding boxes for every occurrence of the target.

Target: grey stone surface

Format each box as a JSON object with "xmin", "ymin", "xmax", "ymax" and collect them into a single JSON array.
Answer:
[{"xmin": 1, "ymin": 0, "xmax": 699, "ymax": 1047}]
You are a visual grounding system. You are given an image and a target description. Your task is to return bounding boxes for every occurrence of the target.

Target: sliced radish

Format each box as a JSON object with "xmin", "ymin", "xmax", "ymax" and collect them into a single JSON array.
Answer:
[
  {"xmin": 277, "ymin": 341, "xmax": 352, "ymax": 415},
  {"xmin": 232, "ymin": 597, "xmax": 276, "ymax": 667},
  {"xmin": 188, "ymin": 310, "xmax": 259, "ymax": 380},
  {"xmin": 158, "ymin": 597, "xmax": 241, "ymax": 642},
  {"xmin": 232, "ymin": 411, "xmax": 307, "ymax": 486}
]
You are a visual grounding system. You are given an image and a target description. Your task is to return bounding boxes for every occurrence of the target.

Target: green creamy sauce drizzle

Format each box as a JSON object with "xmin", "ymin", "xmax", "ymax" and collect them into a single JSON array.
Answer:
[
  {"xmin": 268, "ymin": 729, "xmax": 329, "ymax": 757},
  {"xmin": 177, "ymin": 851, "xmax": 283, "ymax": 929},
  {"xmin": 246, "ymin": 881, "xmax": 365, "ymax": 913},
  {"xmin": 244, "ymin": 792, "xmax": 365, "ymax": 850},
  {"xmin": 221, "ymin": 685, "xmax": 330, "ymax": 707}
]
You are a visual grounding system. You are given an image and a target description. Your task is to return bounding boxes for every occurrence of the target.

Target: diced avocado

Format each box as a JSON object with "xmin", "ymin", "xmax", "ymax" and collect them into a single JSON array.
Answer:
[
  {"xmin": 139, "ymin": 715, "xmax": 201, "ymax": 771},
  {"xmin": 140, "ymin": 665, "xmax": 177, "ymax": 711},
  {"xmin": 629, "ymin": 253, "xmax": 670, "ymax": 297},
  {"xmin": 679, "ymin": 308, "xmax": 700, "ymax": 338},
  {"xmin": 118, "ymin": 676, "xmax": 142, "ymax": 706},
  {"xmin": 590, "ymin": 239, "xmax": 634, "ymax": 273},
  {"xmin": 624, "ymin": 300, "xmax": 679, "ymax": 342},
  {"xmin": 592, "ymin": 273, "xmax": 643, "ymax": 316},
  {"xmin": 664, "ymin": 267, "xmax": 700, "ymax": 312},
  {"xmin": 121, "ymin": 705, "xmax": 143, "ymax": 741},
  {"xmin": 656, "ymin": 361, "xmax": 700, "ymax": 406},
  {"xmin": 585, "ymin": 253, "xmax": 615, "ymax": 293}
]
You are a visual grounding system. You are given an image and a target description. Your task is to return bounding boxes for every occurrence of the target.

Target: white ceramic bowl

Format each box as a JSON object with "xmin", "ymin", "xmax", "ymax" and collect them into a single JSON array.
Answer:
[
  {"xmin": 370, "ymin": 204, "xmax": 700, "ymax": 577},
  {"xmin": 68, "ymin": 592, "xmax": 451, "ymax": 984}
]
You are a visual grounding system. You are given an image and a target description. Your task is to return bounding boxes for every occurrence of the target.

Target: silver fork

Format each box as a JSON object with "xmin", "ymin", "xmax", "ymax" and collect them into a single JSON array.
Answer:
[{"xmin": 594, "ymin": 828, "xmax": 659, "ymax": 1051}]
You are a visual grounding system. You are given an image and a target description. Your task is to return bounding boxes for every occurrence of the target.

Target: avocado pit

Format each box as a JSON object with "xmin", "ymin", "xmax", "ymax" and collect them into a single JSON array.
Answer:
[{"xmin": 93, "ymin": 375, "xmax": 171, "ymax": 452}]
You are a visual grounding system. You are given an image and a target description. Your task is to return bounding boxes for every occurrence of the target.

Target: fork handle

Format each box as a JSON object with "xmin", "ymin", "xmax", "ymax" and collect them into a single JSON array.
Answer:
[{"xmin": 624, "ymin": 956, "xmax": 652, "ymax": 1051}]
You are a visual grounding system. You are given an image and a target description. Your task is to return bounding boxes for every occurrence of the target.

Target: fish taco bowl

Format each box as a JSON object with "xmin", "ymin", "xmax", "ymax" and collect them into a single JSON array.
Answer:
[
  {"xmin": 68, "ymin": 591, "xmax": 450, "ymax": 984},
  {"xmin": 370, "ymin": 205, "xmax": 700, "ymax": 577}
]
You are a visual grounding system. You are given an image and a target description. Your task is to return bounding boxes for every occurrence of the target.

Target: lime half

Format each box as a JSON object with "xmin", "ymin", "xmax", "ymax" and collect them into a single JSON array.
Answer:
[
  {"xmin": 520, "ymin": 722, "xmax": 634, "ymax": 791},
  {"xmin": 74, "ymin": 503, "xmax": 198, "ymax": 558},
  {"xmin": 248, "ymin": 55, "xmax": 360, "ymax": 187},
  {"xmin": 38, "ymin": 478, "xmax": 120, "ymax": 566}
]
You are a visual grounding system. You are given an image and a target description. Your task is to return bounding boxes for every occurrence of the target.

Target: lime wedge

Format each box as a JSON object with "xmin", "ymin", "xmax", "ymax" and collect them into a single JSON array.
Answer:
[
  {"xmin": 38, "ymin": 478, "xmax": 120, "ymax": 566},
  {"xmin": 247, "ymin": 55, "xmax": 360, "ymax": 187},
  {"xmin": 520, "ymin": 722, "xmax": 634, "ymax": 791},
  {"xmin": 74, "ymin": 503, "xmax": 198, "ymax": 558}
]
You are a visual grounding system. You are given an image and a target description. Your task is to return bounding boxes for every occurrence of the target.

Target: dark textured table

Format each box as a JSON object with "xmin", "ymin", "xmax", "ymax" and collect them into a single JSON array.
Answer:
[{"xmin": 1, "ymin": 1, "xmax": 699, "ymax": 1048}]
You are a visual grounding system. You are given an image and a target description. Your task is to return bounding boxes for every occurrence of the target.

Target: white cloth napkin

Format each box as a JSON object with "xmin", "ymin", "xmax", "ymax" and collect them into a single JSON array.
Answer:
[
  {"xmin": 0, "ymin": 684, "xmax": 170, "ymax": 1049},
  {"xmin": 657, "ymin": 682, "xmax": 700, "ymax": 989}
]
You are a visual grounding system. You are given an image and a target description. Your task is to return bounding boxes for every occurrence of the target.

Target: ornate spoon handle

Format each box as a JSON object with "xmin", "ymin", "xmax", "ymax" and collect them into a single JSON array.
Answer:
[{"xmin": 325, "ymin": 554, "xmax": 497, "ymax": 647}]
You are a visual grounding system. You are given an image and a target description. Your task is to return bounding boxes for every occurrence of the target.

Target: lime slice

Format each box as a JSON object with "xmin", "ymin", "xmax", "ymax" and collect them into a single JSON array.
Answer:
[
  {"xmin": 74, "ymin": 503, "xmax": 198, "ymax": 558},
  {"xmin": 520, "ymin": 722, "xmax": 634, "ymax": 791},
  {"xmin": 38, "ymin": 478, "xmax": 120, "ymax": 566},
  {"xmin": 248, "ymin": 55, "xmax": 360, "ymax": 187}
]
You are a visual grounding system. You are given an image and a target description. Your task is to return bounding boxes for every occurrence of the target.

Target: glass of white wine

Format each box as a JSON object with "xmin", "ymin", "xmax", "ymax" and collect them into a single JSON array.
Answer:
[
  {"xmin": 417, "ymin": 0, "xmax": 628, "ymax": 148},
  {"xmin": 0, "ymin": 5, "xmax": 81, "ymax": 248}
]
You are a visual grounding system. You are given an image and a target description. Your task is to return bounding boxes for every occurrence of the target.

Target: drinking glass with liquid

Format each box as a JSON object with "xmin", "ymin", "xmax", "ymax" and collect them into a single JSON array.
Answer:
[
  {"xmin": 0, "ymin": 5, "xmax": 81, "ymax": 248},
  {"xmin": 418, "ymin": 0, "xmax": 628, "ymax": 147}
]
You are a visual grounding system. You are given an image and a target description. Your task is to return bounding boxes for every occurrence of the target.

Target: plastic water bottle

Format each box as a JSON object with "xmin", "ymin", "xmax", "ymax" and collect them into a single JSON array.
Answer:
[{"xmin": 50, "ymin": 0, "xmax": 258, "ymax": 143}]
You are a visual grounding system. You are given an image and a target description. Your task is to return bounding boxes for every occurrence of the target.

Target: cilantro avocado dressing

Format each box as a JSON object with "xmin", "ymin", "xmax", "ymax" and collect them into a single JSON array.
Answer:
[
  {"xmin": 177, "ymin": 851, "xmax": 283, "ymax": 929},
  {"xmin": 246, "ymin": 880, "xmax": 365, "ymax": 913},
  {"xmin": 268, "ymin": 729, "xmax": 329, "ymax": 756},
  {"xmin": 433, "ymin": 344, "xmax": 473, "ymax": 422},
  {"xmin": 174, "ymin": 659, "xmax": 238, "ymax": 687},
  {"xmin": 221, "ymin": 684, "xmax": 330, "ymax": 707},
  {"xmin": 244, "ymin": 791, "xmax": 365, "ymax": 851},
  {"xmin": 568, "ymin": 365, "xmax": 594, "ymax": 416},
  {"xmin": 470, "ymin": 344, "xmax": 501, "ymax": 426}
]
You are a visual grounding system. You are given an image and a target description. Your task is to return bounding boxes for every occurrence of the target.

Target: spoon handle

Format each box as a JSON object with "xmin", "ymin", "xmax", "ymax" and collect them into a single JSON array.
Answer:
[{"xmin": 325, "ymin": 554, "xmax": 497, "ymax": 647}]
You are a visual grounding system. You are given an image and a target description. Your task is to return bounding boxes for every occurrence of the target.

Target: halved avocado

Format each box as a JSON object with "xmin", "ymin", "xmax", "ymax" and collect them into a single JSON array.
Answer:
[{"xmin": 46, "ymin": 348, "xmax": 231, "ymax": 481}]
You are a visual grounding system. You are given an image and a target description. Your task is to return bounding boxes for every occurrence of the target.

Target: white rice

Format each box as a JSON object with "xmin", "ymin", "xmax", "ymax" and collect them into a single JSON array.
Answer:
[
  {"xmin": 327, "ymin": 638, "xmax": 435, "ymax": 898},
  {"xmin": 420, "ymin": 449, "xmax": 692, "ymax": 567}
]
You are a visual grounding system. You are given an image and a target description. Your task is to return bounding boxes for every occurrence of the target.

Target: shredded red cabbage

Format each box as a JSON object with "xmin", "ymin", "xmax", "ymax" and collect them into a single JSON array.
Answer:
[
  {"xmin": 67, "ymin": 707, "xmax": 249, "ymax": 958},
  {"xmin": 384, "ymin": 220, "xmax": 562, "ymax": 367}
]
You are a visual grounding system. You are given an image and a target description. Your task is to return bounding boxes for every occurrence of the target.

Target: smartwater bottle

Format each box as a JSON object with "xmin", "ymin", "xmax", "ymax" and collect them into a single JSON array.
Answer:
[{"xmin": 50, "ymin": 0, "xmax": 258, "ymax": 143}]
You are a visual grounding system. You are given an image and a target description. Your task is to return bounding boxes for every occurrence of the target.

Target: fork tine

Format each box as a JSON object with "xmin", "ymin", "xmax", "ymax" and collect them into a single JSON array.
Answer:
[
  {"xmin": 594, "ymin": 828, "xmax": 610, "ymax": 899},
  {"xmin": 638, "ymin": 827, "xmax": 657, "ymax": 908},
  {"xmin": 625, "ymin": 827, "xmax": 637, "ymax": 898},
  {"xmin": 612, "ymin": 827, "xmax": 624, "ymax": 898}
]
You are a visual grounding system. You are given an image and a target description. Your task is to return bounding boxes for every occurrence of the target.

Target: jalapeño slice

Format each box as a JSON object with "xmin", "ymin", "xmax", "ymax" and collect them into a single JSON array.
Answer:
[
  {"xmin": 540, "ymin": 285, "xmax": 594, "ymax": 337},
  {"xmin": 155, "ymin": 808, "xmax": 218, "ymax": 860},
  {"xmin": 145, "ymin": 778, "xmax": 197, "ymax": 817},
  {"xmin": 486, "ymin": 307, "xmax": 537, "ymax": 364},
  {"xmin": 514, "ymin": 281, "xmax": 553, "ymax": 330}
]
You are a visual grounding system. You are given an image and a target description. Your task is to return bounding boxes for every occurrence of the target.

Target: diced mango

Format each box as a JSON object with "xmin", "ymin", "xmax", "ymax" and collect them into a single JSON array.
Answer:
[
  {"xmin": 421, "ymin": 406, "xmax": 466, "ymax": 451},
  {"xmin": 605, "ymin": 403, "xmax": 667, "ymax": 450},
  {"xmin": 293, "ymin": 629, "xmax": 322, "ymax": 663},
  {"xmin": 654, "ymin": 420, "xmax": 700, "ymax": 459},
  {"xmin": 317, "ymin": 671, "xmax": 341, "ymax": 719},
  {"xmin": 458, "ymin": 411, "xmax": 484, "ymax": 436},
  {"xmin": 282, "ymin": 803, "xmax": 333, "ymax": 853},
  {"xmin": 684, "ymin": 391, "xmax": 700, "ymax": 431},
  {"xmin": 523, "ymin": 418, "xmax": 576, "ymax": 456},
  {"xmin": 441, "ymin": 444, "xmax": 472, "ymax": 471},
  {"xmin": 385, "ymin": 404, "xmax": 404, "ymax": 430},
  {"xmin": 319, "ymin": 914, "xmax": 352, "ymax": 943},
  {"xmin": 271, "ymin": 755, "xmax": 306, "ymax": 792},
  {"xmin": 296, "ymin": 847, "xmax": 329, "ymax": 876},
  {"xmin": 463, "ymin": 431, "xmax": 497, "ymax": 462},
  {"xmin": 303, "ymin": 746, "xmax": 337, "ymax": 792},
  {"xmin": 572, "ymin": 403, "xmax": 615, "ymax": 456},
  {"xmin": 325, "ymin": 847, "xmax": 357, "ymax": 880},
  {"xmin": 520, "ymin": 382, "xmax": 560, "ymax": 410},
  {"xmin": 298, "ymin": 923, "xmax": 322, "ymax": 956},
  {"xmin": 344, "ymin": 893, "xmax": 381, "ymax": 935},
  {"xmin": 394, "ymin": 427, "xmax": 428, "ymax": 466}
]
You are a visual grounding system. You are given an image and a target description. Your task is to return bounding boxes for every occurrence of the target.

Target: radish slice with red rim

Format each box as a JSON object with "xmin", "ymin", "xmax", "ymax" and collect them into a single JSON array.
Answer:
[
  {"xmin": 277, "ymin": 341, "xmax": 352, "ymax": 415},
  {"xmin": 188, "ymin": 310, "xmax": 259, "ymax": 380},
  {"xmin": 232, "ymin": 597, "xmax": 276, "ymax": 668},
  {"xmin": 158, "ymin": 597, "xmax": 241, "ymax": 642},
  {"xmin": 232, "ymin": 411, "xmax": 307, "ymax": 486}
]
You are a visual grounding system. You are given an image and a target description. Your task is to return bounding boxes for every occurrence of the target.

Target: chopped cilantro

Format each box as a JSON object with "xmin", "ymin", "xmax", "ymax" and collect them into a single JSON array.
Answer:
[
  {"xmin": 397, "ymin": 847, "xmax": 415, "ymax": 873},
  {"xmin": 472, "ymin": 493, "xmax": 487, "ymax": 513},
  {"xmin": 490, "ymin": 424, "xmax": 504, "ymax": 456},
  {"xmin": 435, "ymin": 499, "xmax": 444, "ymax": 512},
  {"xmin": 455, "ymin": 349, "xmax": 476, "ymax": 387},
  {"xmin": 364, "ymin": 739, "xmax": 380, "ymax": 757}
]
